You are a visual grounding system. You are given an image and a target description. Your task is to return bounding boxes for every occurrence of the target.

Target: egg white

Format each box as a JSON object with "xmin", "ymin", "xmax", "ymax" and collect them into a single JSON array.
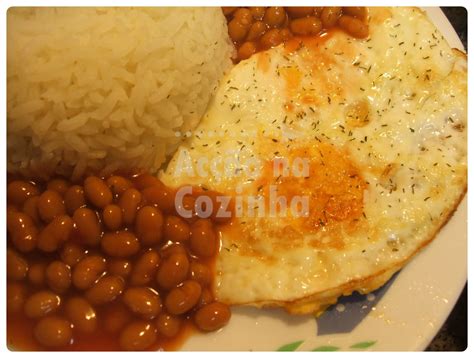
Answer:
[{"xmin": 161, "ymin": 7, "xmax": 467, "ymax": 313}]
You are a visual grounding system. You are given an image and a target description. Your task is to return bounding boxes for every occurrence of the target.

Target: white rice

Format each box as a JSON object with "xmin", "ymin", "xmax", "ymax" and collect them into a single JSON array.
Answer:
[{"xmin": 7, "ymin": 7, "xmax": 234, "ymax": 179}]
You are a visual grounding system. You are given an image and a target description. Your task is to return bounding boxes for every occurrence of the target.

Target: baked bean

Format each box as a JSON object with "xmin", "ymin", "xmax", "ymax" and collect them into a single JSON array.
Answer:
[
  {"xmin": 7, "ymin": 248, "xmax": 28, "ymax": 281},
  {"xmin": 37, "ymin": 215, "xmax": 73, "ymax": 252},
  {"xmin": 338, "ymin": 15, "xmax": 369, "ymax": 38},
  {"xmin": 64, "ymin": 185, "xmax": 86, "ymax": 215},
  {"xmin": 24, "ymin": 290, "xmax": 61, "ymax": 318},
  {"xmin": 160, "ymin": 243, "xmax": 187, "ymax": 258},
  {"xmin": 34, "ymin": 316, "xmax": 73, "ymax": 348},
  {"xmin": 190, "ymin": 219, "xmax": 217, "ymax": 258},
  {"xmin": 343, "ymin": 6, "xmax": 367, "ymax": 20},
  {"xmin": 142, "ymin": 185, "xmax": 176, "ymax": 214},
  {"xmin": 7, "ymin": 180, "xmax": 39, "ymax": 206},
  {"xmin": 85, "ymin": 275, "xmax": 125, "ymax": 305},
  {"xmin": 155, "ymin": 313, "xmax": 182, "ymax": 338},
  {"xmin": 108, "ymin": 259, "xmax": 132, "ymax": 278},
  {"xmin": 260, "ymin": 28, "xmax": 283, "ymax": 50},
  {"xmin": 321, "ymin": 7, "xmax": 342, "ymax": 28},
  {"xmin": 249, "ymin": 7, "xmax": 266, "ymax": 20},
  {"xmin": 156, "ymin": 253, "xmax": 189, "ymax": 290},
  {"xmin": 84, "ymin": 176, "xmax": 112, "ymax": 208},
  {"xmin": 233, "ymin": 8, "xmax": 252, "ymax": 24},
  {"xmin": 175, "ymin": 194, "xmax": 197, "ymax": 223},
  {"xmin": 195, "ymin": 192, "xmax": 229, "ymax": 223},
  {"xmin": 103, "ymin": 302, "xmax": 132, "ymax": 333},
  {"xmin": 119, "ymin": 321, "xmax": 157, "ymax": 351},
  {"xmin": 189, "ymin": 261, "xmax": 211, "ymax": 287},
  {"xmin": 280, "ymin": 28, "xmax": 292, "ymax": 41},
  {"xmin": 130, "ymin": 250, "xmax": 160, "ymax": 286},
  {"xmin": 65, "ymin": 297, "xmax": 97, "ymax": 333},
  {"xmin": 238, "ymin": 41, "xmax": 257, "ymax": 60},
  {"xmin": 197, "ymin": 288, "xmax": 214, "ymax": 308},
  {"xmin": 7, "ymin": 211, "xmax": 37, "ymax": 253},
  {"xmin": 123, "ymin": 287, "xmax": 162, "ymax": 320},
  {"xmin": 60, "ymin": 242, "xmax": 86, "ymax": 267},
  {"xmin": 228, "ymin": 18, "xmax": 250, "ymax": 43},
  {"xmin": 102, "ymin": 204, "xmax": 123, "ymax": 231},
  {"xmin": 285, "ymin": 7, "xmax": 315, "ymax": 18},
  {"xmin": 10, "ymin": 230, "xmax": 37, "ymax": 257},
  {"xmin": 47, "ymin": 178, "xmax": 70, "ymax": 195},
  {"xmin": 165, "ymin": 280, "xmax": 202, "ymax": 315},
  {"xmin": 222, "ymin": 7, "xmax": 237, "ymax": 16},
  {"xmin": 7, "ymin": 282, "xmax": 26, "ymax": 313},
  {"xmin": 7, "ymin": 210, "xmax": 35, "ymax": 236},
  {"xmin": 22, "ymin": 196, "xmax": 40, "ymax": 224},
  {"xmin": 135, "ymin": 206, "xmax": 163, "ymax": 246},
  {"xmin": 313, "ymin": 7, "xmax": 324, "ymax": 17},
  {"xmin": 133, "ymin": 174, "xmax": 163, "ymax": 191},
  {"xmin": 263, "ymin": 7, "xmax": 286, "ymax": 28},
  {"xmin": 37, "ymin": 190, "xmax": 65, "ymax": 223},
  {"xmin": 101, "ymin": 231, "xmax": 140, "ymax": 258},
  {"xmin": 194, "ymin": 302, "xmax": 231, "ymax": 332},
  {"xmin": 46, "ymin": 261, "xmax": 71, "ymax": 294},
  {"xmin": 72, "ymin": 255, "xmax": 107, "ymax": 290},
  {"xmin": 164, "ymin": 215, "xmax": 190, "ymax": 243},
  {"xmin": 106, "ymin": 175, "xmax": 133, "ymax": 196},
  {"xmin": 290, "ymin": 16, "xmax": 322, "ymax": 36},
  {"xmin": 119, "ymin": 188, "xmax": 142, "ymax": 226},
  {"xmin": 28, "ymin": 262, "xmax": 46, "ymax": 286},
  {"xmin": 247, "ymin": 21, "xmax": 266, "ymax": 41},
  {"xmin": 73, "ymin": 208, "xmax": 102, "ymax": 246},
  {"xmin": 7, "ymin": 206, "xmax": 17, "ymax": 222}
]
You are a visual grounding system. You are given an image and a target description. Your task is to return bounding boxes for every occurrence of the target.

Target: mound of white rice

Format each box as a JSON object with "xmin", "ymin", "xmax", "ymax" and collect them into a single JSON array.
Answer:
[{"xmin": 7, "ymin": 7, "xmax": 234, "ymax": 179}]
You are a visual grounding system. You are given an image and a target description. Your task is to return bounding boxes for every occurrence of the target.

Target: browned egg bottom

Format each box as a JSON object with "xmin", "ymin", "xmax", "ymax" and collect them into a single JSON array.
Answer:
[
  {"xmin": 223, "ymin": 6, "xmax": 369, "ymax": 61},
  {"xmin": 7, "ymin": 173, "xmax": 231, "ymax": 351}
]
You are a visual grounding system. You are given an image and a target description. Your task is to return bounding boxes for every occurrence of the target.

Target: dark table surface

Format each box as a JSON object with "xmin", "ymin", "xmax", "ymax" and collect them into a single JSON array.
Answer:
[
  {"xmin": 441, "ymin": 7, "xmax": 467, "ymax": 51},
  {"xmin": 425, "ymin": 7, "xmax": 467, "ymax": 352}
]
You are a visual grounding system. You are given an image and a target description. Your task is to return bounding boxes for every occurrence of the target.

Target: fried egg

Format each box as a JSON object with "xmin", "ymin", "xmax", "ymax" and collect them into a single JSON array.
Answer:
[{"xmin": 161, "ymin": 7, "xmax": 467, "ymax": 314}]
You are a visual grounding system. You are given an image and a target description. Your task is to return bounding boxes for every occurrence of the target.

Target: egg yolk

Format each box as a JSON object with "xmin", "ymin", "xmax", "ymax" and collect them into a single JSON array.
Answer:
[{"xmin": 257, "ymin": 141, "xmax": 366, "ymax": 232}]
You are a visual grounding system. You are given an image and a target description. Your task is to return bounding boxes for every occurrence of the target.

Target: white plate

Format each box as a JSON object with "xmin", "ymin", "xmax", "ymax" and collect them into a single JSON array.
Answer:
[{"xmin": 180, "ymin": 7, "xmax": 467, "ymax": 352}]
